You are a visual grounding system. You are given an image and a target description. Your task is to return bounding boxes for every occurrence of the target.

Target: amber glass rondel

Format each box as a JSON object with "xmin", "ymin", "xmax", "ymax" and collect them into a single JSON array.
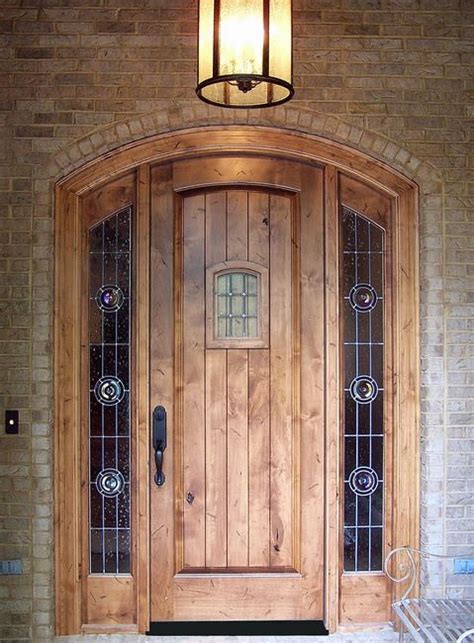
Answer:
[{"xmin": 197, "ymin": 0, "xmax": 293, "ymax": 108}]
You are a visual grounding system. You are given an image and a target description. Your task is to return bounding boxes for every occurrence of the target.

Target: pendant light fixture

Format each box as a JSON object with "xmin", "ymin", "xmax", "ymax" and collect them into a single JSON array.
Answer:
[{"xmin": 196, "ymin": 0, "xmax": 294, "ymax": 108}]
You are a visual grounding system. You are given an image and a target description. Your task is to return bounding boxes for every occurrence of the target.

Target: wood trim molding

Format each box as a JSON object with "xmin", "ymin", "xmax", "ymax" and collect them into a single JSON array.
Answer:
[
  {"xmin": 54, "ymin": 127, "xmax": 419, "ymax": 635},
  {"xmin": 205, "ymin": 260, "xmax": 269, "ymax": 349}
]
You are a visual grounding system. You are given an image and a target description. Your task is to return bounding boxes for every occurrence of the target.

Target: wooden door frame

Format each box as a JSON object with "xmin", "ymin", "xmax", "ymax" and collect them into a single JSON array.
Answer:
[{"xmin": 54, "ymin": 126, "xmax": 419, "ymax": 635}]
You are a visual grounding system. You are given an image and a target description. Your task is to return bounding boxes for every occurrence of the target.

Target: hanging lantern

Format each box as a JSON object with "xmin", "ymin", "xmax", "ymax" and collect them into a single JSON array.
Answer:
[{"xmin": 196, "ymin": 0, "xmax": 293, "ymax": 108}]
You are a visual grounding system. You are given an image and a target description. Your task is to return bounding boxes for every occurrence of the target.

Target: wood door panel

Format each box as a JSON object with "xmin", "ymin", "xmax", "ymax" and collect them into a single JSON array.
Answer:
[
  {"xmin": 248, "ymin": 348, "xmax": 270, "ymax": 568},
  {"xmin": 182, "ymin": 193, "xmax": 206, "ymax": 569},
  {"xmin": 151, "ymin": 159, "xmax": 324, "ymax": 621},
  {"xmin": 269, "ymin": 194, "xmax": 296, "ymax": 569},
  {"xmin": 205, "ymin": 349, "xmax": 227, "ymax": 567},
  {"xmin": 179, "ymin": 189, "xmax": 297, "ymax": 573}
]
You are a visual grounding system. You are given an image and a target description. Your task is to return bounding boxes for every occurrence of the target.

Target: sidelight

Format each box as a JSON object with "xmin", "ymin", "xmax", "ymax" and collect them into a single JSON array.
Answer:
[
  {"xmin": 342, "ymin": 207, "xmax": 385, "ymax": 573},
  {"xmin": 88, "ymin": 207, "xmax": 132, "ymax": 575}
]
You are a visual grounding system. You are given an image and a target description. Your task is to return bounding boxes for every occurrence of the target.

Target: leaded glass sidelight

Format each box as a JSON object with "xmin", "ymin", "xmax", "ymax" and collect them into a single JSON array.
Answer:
[
  {"xmin": 88, "ymin": 207, "xmax": 132, "ymax": 574},
  {"xmin": 342, "ymin": 207, "xmax": 385, "ymax": 573}
]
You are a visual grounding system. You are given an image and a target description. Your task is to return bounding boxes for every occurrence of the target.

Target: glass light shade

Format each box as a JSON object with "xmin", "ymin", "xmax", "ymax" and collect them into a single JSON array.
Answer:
[{"xmin": 197, "ymin": 0, "xmax": 293, "ymax": 108}]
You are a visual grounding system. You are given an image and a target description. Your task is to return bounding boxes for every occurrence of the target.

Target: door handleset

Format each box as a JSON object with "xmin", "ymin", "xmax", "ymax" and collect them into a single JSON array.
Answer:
[{"xmin": 153, "ymin": 405, "xmax": 167, "ymax": 487}]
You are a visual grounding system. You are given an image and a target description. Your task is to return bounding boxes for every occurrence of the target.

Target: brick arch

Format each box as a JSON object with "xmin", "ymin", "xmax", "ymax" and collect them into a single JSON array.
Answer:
[
  {"xmin": 34, "ymin": 103, "xmax": 444, "ymax": 639},
  {"xmin": 41, "ymin": 103, "xmax": 440, "ymax": 189}
]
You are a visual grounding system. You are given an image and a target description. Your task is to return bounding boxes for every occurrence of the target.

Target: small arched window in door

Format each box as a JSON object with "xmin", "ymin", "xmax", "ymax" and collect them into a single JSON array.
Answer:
[{"xmin": 206, "ymin": 261, "xmax": 269, "ymax": 349}]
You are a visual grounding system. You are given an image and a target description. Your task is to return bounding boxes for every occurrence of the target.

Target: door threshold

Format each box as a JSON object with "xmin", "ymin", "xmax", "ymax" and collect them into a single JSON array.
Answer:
[{"xmin": 146, "ymin": 620, "xmax": 329, "ymax": 636}]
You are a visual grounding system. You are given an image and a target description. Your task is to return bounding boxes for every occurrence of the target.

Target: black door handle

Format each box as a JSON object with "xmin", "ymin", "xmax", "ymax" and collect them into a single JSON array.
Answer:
[{"xmin": 153, "ymin": 405, "xmax": 167, "ymax": 487}]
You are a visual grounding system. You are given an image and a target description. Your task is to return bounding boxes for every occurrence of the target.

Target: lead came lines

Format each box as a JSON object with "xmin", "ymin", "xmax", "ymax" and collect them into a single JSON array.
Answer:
[
  {"xmin": 88, "ymin": 209, "xmax": 132, "ymax": 575},
  {"xmin": 343, "ymin": 208, "xmax": 385, "ymax": 573}
]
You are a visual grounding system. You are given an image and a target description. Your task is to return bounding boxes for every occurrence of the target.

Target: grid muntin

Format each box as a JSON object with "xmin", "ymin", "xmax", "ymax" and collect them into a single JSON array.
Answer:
[
  {"xmin": 88, "ymin": 207, "xmax": 131, "ymax": 575},
  {"xmin": 342, "ymin": 207, "xmax": 385, "ymax": 573},
  {"xmin": 216, "ymin": 271, "xmax": 258, "ymax": 338}
]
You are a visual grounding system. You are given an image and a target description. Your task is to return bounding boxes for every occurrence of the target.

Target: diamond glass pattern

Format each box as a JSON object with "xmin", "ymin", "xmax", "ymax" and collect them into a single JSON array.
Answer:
[
  {"xmin": 342, "ymin": 207, "xmax": 385, "ymax": 573},
  {"xmin": 88, "ymin": 207, "xmax": 131, "ymax": 574}
]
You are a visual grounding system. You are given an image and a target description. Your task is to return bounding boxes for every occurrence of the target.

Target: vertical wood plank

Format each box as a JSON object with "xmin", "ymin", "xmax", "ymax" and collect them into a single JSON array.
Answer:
[
  {"xmin": 54, "ymin": 187, "xmax": 81, "ymax": 635},
  {"xmin": 299, "ymin": 166, "xmax": 325, "ymax": 612},
  {"xmin": 226, "ymin": 191, "xmax": 248, "ymax": 261},
  {"xmin": 248, "ymin": 192, "xmax": 270, "ymax": 266},
  {"xmin": 227, "ymin": 349, "xmax": 249, "ymax": 566},
  {"xmin": 248, "ymin": 349, "xmax": 270, "ymax": 567},
  {"xmin": 269, "ymin": 194, "xmax": 293, "ymax": 568},
  {"xmin": 248, "ymin": 192, "xmax": 271, "ymax": 567},
  {"xmin": 150, "ymin": 164, "xmax": 174, "ymax": 618},
  {"xmin": 323, "ymin": 165, "xmax": 340, "ymax": 632},
  {"xmin": 182, "ymin": 193, "xmax": 206, "ymax": 568},
  {"xmin": 393, "ymin": 186, "xmax": 420, "ymax": 601},
  {"xmin": 205, "ymin": 350, "xmax": 227, "ymax": 566},
  {"xmin": 206, "ymin": 191, "xmax": 227, "ymax": 266},
  {"xmin": 205, "ymin": 191, "xmax": 228, "ymax": 567},
  {"xmin": 136, "ymin": 164, "xmax": 150, "ymax": 630}
]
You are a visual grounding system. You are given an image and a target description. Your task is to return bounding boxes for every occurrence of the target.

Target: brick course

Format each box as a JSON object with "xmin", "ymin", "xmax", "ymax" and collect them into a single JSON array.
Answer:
[{"xmin": 0, "ymin": 1, "xmax": 473, "ymax": 640}]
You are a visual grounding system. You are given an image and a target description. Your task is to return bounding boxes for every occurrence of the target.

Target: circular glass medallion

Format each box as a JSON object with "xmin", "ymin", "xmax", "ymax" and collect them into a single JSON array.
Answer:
[
  {"xmin": 96, "ymin": 285, "xmax": 124, "ymax": 313},
  {"xmin": 95, "ymin": 468, "xmax": 125, "ymax": 498},
  {"xmin": 94, "ymin": 376, "xmax": 125, "ymax": 406},
  {"xmin": 350, "ymin": 375, "xmax": 378, "ymax": 404},
  {"xmin": 349, "ymin": 466, "xmax": 379, "ymax": 496},
  {"xmin": 349, "ymin": 283, "xmax": 378, "ymax": 313}
]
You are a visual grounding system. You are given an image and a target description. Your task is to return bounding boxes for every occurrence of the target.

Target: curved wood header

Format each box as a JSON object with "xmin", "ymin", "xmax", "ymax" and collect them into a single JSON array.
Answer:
[
  {"xmin": 54, "ymin": 127, "xmax": 419, "ymax": 635},
  {"xmin": 58, "ymin": 126, "xmax": 416, "ymax": 198}
]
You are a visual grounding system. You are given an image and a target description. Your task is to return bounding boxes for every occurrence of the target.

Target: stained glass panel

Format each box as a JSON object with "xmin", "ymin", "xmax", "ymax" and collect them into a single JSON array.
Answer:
[
  {"xmin": 342, "ymin": 207, "xmax": 385, "ymax": 573},
  {"xmin": 88, "ymin": 207, "xmax": 132, "ymax": 575}
]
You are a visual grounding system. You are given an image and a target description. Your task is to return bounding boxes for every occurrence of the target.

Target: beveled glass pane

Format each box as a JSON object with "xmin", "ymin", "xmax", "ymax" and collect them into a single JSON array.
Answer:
[
  {"xmin": 357, "ymin": 494, "xmax": 370, "ymax": 526},
  {"xmin": 344, "ymin": 484, "xmax": 356, "ymax": 526},
  {"xmin": 117, "ymin": 530, "xmax": 130, "ymax": 573},
  {"xmin": 90, "ymin": 485, "xmax": 103, "ymax": 529},
  {"xmin": 89, "ymin": 222, "xmax": 103, "ymax": 252},
  {"xmin": 247, "ymin": 317, "xmax": 257, "ymax": 337},
  {"xmin": 370, "ymin": 527, "xmax": 383, "ymax": 571},
  {"xmin": 90, "ymin": 529, "xmax": 103, "ymax": 573},
  {"xmin": 118, "ymin": 485, "xmax": 130, "ymax": 529},
  {"xmin": 104, "ymin": 530, "xmax": 118, "ymax": 573},
  {"xmin": 216, "ymin": 271, "xmax": 258, "ymax": 339},
  {"xmin": 357, "ymin": 527, "xmax": 370, "ymax": 570},
  {"xmin": 344, "ymin": 529, "xmax": 356, "ymax": 572}
]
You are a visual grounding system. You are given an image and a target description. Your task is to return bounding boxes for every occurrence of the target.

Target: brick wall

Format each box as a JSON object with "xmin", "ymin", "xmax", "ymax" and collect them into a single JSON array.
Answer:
[{"xmin": 0, "ymin": 1, "xmax": 472, "ymax": 640}]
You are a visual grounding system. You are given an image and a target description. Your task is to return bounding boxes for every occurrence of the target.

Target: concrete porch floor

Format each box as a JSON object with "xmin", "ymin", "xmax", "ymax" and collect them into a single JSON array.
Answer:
[{"xmin": 55, "ymin": 626, "xmax": 399, "ymax": 643}]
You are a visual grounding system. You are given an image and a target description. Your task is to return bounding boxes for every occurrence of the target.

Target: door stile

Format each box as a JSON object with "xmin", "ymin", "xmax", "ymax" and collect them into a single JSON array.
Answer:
[
  {"xmin": 298, "ymin": 165, "xmax": 325, "ymax": 616},
  {"xmin": 136, "ymin": 164, "xmax": 151, "ymax": 631},
  {"xmin": 323, "ymin": 164, "xmax": 340, "ymax": 633},
  {"xmin": 150, "ymin": 164, "xmax": 176, "ymax": 619},
  {"xmin": 54, "ymin": 186, "xmax": 82, "ymax": 635}
]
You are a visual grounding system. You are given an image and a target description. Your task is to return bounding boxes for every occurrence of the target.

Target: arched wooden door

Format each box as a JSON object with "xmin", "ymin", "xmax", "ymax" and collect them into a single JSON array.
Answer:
[
  {"xmin": 150, "ymin": 157, "xmax": 324, "ymax": 621},
  {"xmin": 54, "ymin": 128, "xmax": 419, "ymax": 635}
]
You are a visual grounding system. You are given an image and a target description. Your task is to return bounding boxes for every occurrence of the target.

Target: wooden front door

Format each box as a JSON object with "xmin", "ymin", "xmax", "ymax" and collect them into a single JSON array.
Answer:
[{"xmin": 150, "ymin": 157, "xmax": 325, "ymax": 621}]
